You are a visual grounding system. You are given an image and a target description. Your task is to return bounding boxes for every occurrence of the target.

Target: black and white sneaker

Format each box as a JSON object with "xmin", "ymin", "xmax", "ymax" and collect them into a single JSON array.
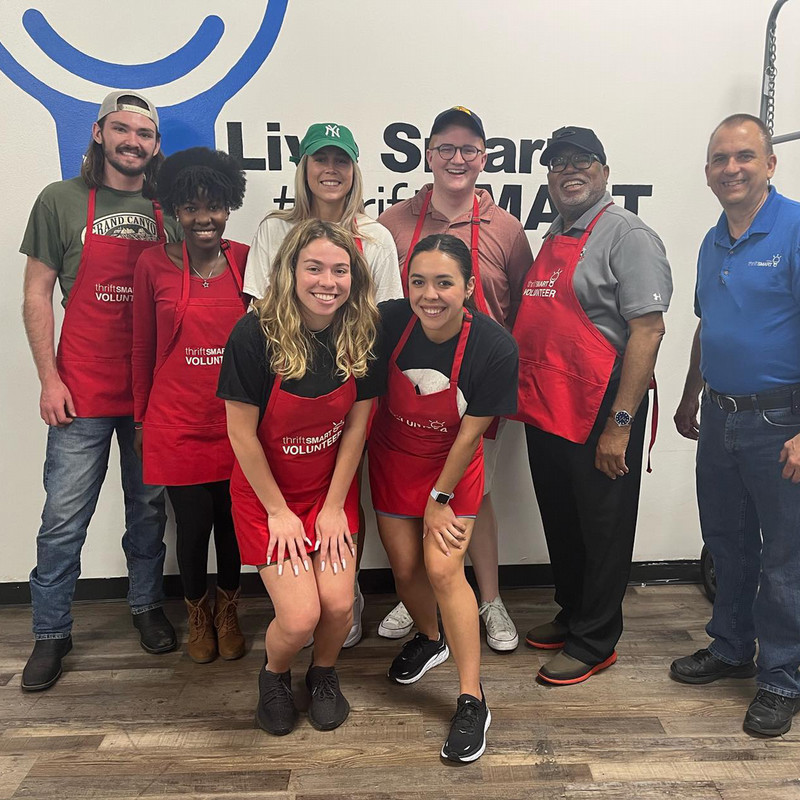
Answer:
[
  {"xmin": 387, "ymin": 631, "xmax": 449, "ymax": 684},
  {"xmin": 441, "ymin": 691, "xmax": 491, "ymax": 763},
  {"xmin": 305, "ymin": 665, "xmax": 350, "ymax": 731}
]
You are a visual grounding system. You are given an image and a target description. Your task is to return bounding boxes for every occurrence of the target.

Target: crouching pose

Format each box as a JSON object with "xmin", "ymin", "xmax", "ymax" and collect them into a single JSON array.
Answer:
[
  {"xmin": 218, "ymin": 220, "xmax": 380, "ymax": 734},
  {"xmin": 369, "ymin": 234, "xmax": 518, "ymax": 762}
]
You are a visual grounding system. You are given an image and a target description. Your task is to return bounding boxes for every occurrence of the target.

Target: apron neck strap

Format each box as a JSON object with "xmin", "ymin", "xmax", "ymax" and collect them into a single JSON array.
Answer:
[
  {"xmin": 152, "ymin": 201, "xmax": 166, "ymax": 241},
  {"xmin": 391, "ymin": 312, "xmax": 419, "ymax": 363},
  {"xmin": 86, "ymin": 187, "xmax": 97, "ymax": 233},
  {"xmin": 450, "ymin": 309, "xmax": 472, "ymax": 383},
  {"xmin": 390, "ymin": 307, "xmax": 473, "ymax": 386},
  {"xmin": 353, "ymin": 218, "xmax": 364, "ymax": 254},
  {"xmin": 401, "ymin": 190, "xmax": 433, "ymax": 295},
  {"xmin": 468, "ymin": 195, "xmax": 488, "ymax": 313}
]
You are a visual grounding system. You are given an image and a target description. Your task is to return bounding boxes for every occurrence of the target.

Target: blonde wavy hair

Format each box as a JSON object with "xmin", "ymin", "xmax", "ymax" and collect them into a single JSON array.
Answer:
[
  {"xmin": 255, "ymin": 219, "xmax": 379, "ymax": 381},
  {"xmin": 269, "ymin": 153, "xmax": 370, "ymax": 241}
]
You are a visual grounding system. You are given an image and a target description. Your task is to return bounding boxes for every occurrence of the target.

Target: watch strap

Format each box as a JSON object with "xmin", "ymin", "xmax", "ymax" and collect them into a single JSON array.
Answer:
[{"xmin": 430, "ymin": 487, "xmax": 454, "ymax": 504}]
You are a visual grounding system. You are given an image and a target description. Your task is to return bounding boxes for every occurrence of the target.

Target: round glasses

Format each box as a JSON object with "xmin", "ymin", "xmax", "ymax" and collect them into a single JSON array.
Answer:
[
  {"xmin": 548, "ymin": 153, "xmax": 601, "ymax": 173},
  {"xmin": 430, "ymin": 144, "xmax": 484, "ymax": 162}
]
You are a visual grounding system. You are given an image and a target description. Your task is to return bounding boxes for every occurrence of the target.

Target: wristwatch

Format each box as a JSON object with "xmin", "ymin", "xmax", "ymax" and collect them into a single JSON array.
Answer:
[
  {"xmin": 430, "ymin": 487, "xmax": 454, "ymax": 505},
  {"xmin": 610, "ymin": 409, "xmax": 634, "ymax": 427}
]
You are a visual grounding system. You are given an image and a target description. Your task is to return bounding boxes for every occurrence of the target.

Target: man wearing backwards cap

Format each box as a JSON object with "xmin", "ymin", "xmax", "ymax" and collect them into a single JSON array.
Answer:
[
  {"xmin": 513, "ymin": 126, "xmax": 672, "ymax": 684},
  {"xmin": 20, "ymin": 90, "xmax": 182, "ymax": 691},
  {"xmin": 378, "ymin": 106, "xmax": 533, "ymax": 653}
]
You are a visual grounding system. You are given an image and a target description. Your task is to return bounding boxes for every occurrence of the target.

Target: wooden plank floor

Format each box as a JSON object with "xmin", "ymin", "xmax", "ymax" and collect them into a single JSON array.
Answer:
[{"xmin": 2, "ymin": 585, "xmax": 799, "ymax": 799}]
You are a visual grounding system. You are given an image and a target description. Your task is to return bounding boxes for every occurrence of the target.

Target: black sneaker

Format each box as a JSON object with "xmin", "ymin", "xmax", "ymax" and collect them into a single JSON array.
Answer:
[
  {"xmin": 21, "ymin": 636, "xmax": 73, "ymax": 692},
  {"xmin": 441, "ymin": 690, "xmax": 491, "ymax": 763},
  {"xmin": 256, "ymin": 668, "xmax": 298, "ymax": 736},
  {"xmin": 388, "ymin": 632, "xmax": 449, "ymax": 684},
  {"xmin": 305, "ymin": 665, "xmax": 350, "ymax": 731},
  {"xmin": 743, "ymin": 689, "xmax": 800, "ymax": 736}
]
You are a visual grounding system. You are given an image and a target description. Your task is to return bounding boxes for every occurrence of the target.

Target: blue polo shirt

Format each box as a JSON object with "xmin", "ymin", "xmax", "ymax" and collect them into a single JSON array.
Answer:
[{"xmin": 695, "ymin": 187, "xmax": 800, "ymax": 395}]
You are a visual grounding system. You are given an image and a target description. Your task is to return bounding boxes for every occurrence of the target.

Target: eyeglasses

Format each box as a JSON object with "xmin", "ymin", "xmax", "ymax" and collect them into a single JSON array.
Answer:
[
  {"xmin": 548, "ymin": 153, "xmax": 601, "ymax": 173},
  {"xmin": 430, "ymin": 144, "xmax": 484, "ymax": 162}
]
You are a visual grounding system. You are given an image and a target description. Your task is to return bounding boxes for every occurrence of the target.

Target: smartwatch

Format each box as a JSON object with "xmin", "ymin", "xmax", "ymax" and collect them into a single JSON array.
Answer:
[
  {"xmin": 430, "ymin": 487, "xmax": 454, "ymax": 505},
  {"xmin": 610, "ymin": 409, "xmax": 634, "ymax": 427}
]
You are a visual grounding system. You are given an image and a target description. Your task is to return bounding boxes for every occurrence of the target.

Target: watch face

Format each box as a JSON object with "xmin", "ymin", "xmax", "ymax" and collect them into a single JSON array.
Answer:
[
  {"xmin": 434, "ymin": 492, "xmax": 450, "ymax": 505},
  {"xmin": 614, "ymin": 410, "xmax": 632, "ymax": 427}
]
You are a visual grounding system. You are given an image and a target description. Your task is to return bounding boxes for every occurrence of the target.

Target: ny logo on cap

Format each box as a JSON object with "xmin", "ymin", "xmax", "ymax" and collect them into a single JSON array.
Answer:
[
  {"xmin": 452, "ymin": 105, "xmax": 472, "ymax": 116},
  {"xmin": 325, "ymin": 124, "xmax": 340, "ymax": 138},
  {"xmin": 556, "ymin": 128, "xmax": 577, "ymax": 138}
]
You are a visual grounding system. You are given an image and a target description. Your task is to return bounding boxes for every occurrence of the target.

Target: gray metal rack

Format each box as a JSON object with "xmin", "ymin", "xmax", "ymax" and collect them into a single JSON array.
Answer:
[{"xmin": 760, "ymin": 0, "xmax": 800, "ymax": 143}]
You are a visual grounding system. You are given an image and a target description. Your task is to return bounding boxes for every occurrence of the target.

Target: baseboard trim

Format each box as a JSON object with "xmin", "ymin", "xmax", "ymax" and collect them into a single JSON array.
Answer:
[{"xmin": 0, "ymin": 560, "xmax": 701, "ymax": 605}]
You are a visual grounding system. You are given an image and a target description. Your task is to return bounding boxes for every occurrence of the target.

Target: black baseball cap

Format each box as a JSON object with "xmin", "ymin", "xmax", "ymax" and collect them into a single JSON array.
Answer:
[
  {"xmin": 539, "ymin": 126, "xmax": 606, "ymax": 166},
  {"xmin": 430, "ymin": 106, "xmax": 486, "ymax": 143}
]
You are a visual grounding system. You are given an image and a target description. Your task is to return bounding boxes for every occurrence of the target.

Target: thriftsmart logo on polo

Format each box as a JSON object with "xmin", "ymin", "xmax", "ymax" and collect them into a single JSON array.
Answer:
[
  {"xmin": 747, "ymin": 254, "xmax": 782, "ymax": 267},
  {"xmin": 282, "ymin": 420, "xmax": 345, "ymax": 455},
  {"xmin": 185, "ymin": 347, "xmax": 225, "ymax": 366}
]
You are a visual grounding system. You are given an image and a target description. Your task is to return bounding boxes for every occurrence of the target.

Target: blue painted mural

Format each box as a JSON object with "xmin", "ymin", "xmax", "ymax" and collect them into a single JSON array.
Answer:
[{"xmin": 0, "ymin": 1, "xmax": 288, "ymax": 177}]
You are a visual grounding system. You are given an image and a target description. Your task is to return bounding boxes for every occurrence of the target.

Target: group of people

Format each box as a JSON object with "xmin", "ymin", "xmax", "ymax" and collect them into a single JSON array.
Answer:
[{"xmin": 17, "ymin": 89, "xmax": 800, "ymax": 764}]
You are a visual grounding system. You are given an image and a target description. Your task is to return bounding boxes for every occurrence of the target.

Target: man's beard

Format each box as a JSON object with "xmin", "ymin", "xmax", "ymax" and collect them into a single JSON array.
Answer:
[{"xmin": 104, "ymin": 146, "xmax": 151, "ymax": 178}]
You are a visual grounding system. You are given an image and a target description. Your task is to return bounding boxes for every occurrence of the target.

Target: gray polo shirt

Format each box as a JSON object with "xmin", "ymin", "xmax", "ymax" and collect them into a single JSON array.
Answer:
[{"xmin": 547, "ymin": 192, "xmax": 672, "ymax": 361}]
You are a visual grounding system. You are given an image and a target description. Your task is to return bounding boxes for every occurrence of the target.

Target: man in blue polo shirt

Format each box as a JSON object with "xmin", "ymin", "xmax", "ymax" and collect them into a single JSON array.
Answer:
[{"xmin": 671, "ymin": 113, "xmax": 800, "ymax": 736}]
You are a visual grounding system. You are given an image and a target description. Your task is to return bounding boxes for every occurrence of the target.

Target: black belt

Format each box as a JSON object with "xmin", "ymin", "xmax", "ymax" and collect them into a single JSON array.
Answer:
[{"xmin": 706, "ymin": 384, "xmax": 800, "ymax": 413}]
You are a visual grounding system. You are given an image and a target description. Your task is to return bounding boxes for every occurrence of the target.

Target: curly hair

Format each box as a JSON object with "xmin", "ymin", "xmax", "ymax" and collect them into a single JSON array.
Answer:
[
  {"xmin": 254, "ymin": 220, "xmax": 379, "ymax": 381},
  {"xmin": 156, "ymin": 147, "xmax": 246, "ymax": 215}
]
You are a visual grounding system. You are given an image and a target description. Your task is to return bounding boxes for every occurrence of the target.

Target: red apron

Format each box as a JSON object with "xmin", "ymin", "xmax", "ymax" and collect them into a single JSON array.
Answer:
[
  {"xmin": 142, "ymin": 241, "xmax": 246, "ymax": 486},
  {"xmin": 369, "ymin": 310, "xmax": 484, "ymax": 517},
  {"xmin": 401, "ymin": 190, "xmax": 499, "ymax": 439},
  {"xmin": 230, "ymin": 373, "xmax": 359, "ymax": 566},
  {"xmin": 56, "ymin": 188, "xmax": 166, "ymax": 417},
  {"xmin": 512, "ymin": 204, "xmax": 617, "ymax": 444}
]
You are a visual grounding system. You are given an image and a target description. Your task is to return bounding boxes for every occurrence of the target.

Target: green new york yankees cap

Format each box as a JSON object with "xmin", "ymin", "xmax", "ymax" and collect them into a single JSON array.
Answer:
[{"xmin": 290, "ymin": 123, "xmax": 359, "ymax": 164}]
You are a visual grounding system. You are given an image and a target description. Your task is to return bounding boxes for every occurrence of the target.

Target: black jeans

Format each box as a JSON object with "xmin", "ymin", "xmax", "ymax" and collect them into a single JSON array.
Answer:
[
  {"xmin": 525, "ymin": 386, "xmax": 648, "ymax": 664},
  {"xmin": 166, "ymin": 481, "xmax": 241, "ymax": 601}
]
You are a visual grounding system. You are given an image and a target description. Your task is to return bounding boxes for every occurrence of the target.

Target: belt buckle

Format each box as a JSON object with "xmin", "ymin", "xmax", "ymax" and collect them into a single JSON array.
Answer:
[{"xmin": 718, "ymin": 394, "xmax": 738, "ymax": 412}]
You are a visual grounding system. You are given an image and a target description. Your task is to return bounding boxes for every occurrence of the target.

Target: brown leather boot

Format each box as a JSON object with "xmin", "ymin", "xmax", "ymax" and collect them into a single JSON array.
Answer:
[
  {"xmin": 214, "ymin": 586, "xmax": 246, "ymax": 660},
  {"xmin": 184, "ymin": 594, "xmax": 217, "ymax": 663}
]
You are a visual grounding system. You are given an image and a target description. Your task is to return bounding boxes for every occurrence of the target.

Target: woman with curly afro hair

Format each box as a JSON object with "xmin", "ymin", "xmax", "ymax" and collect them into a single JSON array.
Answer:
[{"xmin": 132, "ymin": 147, "xmax": 249, "ymax": 664}]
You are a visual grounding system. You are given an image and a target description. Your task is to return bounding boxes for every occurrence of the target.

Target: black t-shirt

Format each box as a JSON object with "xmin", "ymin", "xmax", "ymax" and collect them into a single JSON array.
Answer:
[
  {"xmin": 217, "ymin": 311, "xmax": 382, "ymax": 422},
  {"xmin": 378, "ymin": 299, "xmax": 518, "ymax": 418}
]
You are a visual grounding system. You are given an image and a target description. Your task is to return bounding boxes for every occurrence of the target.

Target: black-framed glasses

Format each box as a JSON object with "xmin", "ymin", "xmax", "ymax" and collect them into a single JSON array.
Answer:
[
  {"xmin": 430, "ymin": 143, "xmax": 484, "ymax": 162},
  {"xmin": 548, "ymin": 153, "xmax": 601, "ymax": 173}
]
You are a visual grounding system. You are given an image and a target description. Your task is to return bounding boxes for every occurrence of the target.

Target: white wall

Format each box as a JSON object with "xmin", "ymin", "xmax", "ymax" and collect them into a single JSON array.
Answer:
[{"xmin": 2, "ymin": 0, "xmax": 799, "ymax": 582}]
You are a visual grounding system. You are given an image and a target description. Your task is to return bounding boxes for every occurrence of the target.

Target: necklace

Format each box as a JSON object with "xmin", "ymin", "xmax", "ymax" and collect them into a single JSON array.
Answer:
[{"xmin": 189, "ymin": 249, "xmax": 222, "ymax": 288}]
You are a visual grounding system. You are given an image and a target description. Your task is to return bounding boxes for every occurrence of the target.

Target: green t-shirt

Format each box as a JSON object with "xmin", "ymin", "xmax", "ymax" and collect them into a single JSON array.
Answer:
[{"xmin": 20, "ymin": 177, "xmax": 182, "ymax": 307}]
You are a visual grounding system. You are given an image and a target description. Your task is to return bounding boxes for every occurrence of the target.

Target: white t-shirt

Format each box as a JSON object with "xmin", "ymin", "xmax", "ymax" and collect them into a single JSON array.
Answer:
[{"xmin": 243, "ymin": 213, "xmax": 403, "ymax": 303}]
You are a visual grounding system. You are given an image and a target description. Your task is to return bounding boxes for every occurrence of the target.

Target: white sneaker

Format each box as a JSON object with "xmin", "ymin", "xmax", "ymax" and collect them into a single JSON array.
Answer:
[
  {"xmin": 479, "ymin": 596, "xmax": 519, "ymax": 652},
  {"xmin": 378, "ymin": 602, "xmax": 414, "ymax": 639},
  {"xmin": 342, "ymin": 586, "xmax": 365, "ymax": 648}
]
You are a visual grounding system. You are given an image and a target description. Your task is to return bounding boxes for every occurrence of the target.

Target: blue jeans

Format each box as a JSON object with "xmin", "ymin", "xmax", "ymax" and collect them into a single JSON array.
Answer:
[
  {"xmin": 697, "ymin": 392, "xmax": 800, "ymax": 697},
  {"xmin": 30, "ymin": 416, "xmax": 167, "ymax": 639}
]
